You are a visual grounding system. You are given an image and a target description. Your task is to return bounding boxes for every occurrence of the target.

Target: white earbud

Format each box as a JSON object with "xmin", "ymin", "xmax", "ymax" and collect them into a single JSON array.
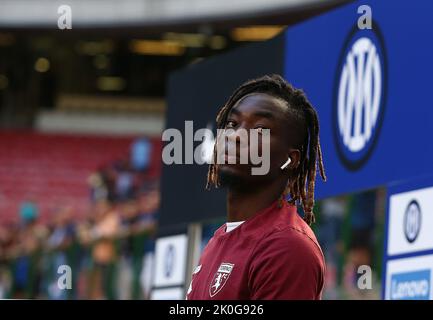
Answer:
[{"xmin": 280, "ymin": 157, "xmax": 292, "ymax": 170}]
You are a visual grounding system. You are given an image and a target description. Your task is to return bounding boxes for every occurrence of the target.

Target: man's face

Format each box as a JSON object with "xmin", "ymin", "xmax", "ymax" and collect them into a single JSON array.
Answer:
[{"xmin": 216, "ymin": 93, "xmax": 297, "ymax": 189}]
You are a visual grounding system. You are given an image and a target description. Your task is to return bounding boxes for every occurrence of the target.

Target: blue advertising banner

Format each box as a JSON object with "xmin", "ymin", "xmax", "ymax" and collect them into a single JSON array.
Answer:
[
  {"xmin": 284, "ymin": 0, "xmax": 433, "ymax": 199},
  {"xmin": 383, "ymin": 174, "xmax": 433, "ymax": 299}
]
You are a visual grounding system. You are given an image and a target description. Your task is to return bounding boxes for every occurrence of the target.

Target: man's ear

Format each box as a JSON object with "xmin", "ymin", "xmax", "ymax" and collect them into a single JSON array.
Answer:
[{"xmin": 287, "ymin": 148, "xmax": 301, "ymax": 170}]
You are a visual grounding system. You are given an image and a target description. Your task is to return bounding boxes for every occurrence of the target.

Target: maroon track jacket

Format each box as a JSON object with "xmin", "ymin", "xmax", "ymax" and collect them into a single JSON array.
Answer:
[{"xmin": 186, "ymin": 200, "xmax": 325, "ymax": 300}]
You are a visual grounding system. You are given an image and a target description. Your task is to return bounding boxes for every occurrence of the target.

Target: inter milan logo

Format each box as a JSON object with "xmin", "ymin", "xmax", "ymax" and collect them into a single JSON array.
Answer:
[
  {"xmin": 404, "ymin": 200, "xmax": 422, "ymax": 243},
  {"xmin": 164, "ymin": 244, "xmax": 175, "ymax": 278},
  {"xmin": 209, "ymin": 263, "xmax": 234, "ymax": 297},
  {"xmin": 333, "ymin": 23, "xmax": 387, "ymax": 170}
]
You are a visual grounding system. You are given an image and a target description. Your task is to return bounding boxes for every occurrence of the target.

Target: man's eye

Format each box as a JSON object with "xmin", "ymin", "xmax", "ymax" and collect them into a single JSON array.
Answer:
[
  {"xmin": 255, "ymin": 127, "xmax": 266, "ymax": 134},
  {"xmin": 226, "ymin": 121, "xmax": 236, "ymax": 128}
]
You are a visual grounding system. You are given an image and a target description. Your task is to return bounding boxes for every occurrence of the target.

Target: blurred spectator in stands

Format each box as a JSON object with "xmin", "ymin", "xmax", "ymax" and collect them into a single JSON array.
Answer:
[
  {"xmin": 343, "ymin": 244, "xmax": 379, "ymax": 299},
  {"xmin": 0, "ymin": 225, "xmax": 13, "ymax": 298},
  {"xmin": 115, "ymin": 200, "xmax": 138, "ymax": 300},
  {"xmin": 88, "ymin": 169, "xmax": 109, "ymax": 202},
  {"xmin": 102, "ymin": 165, "xmax": 117, "ymax": 202},
  {"xmin": 75, "ymin": 214, "xmax": 94, "ymax": 299},
  {"xmin": 45, "ymin": 206, "xmax": 76, "ymax": 299},
  {"xmin": 137, "ymin": 184, "xmax": 159, "ymax": 299},
  {"xmin": 319, "ymin": 196, "xmax": 346, "ymax": 261},
  {"xmin": 131, "ymin": 137, "xmax": 152, "ymax": 172},
  {"xmin": 318, "ymin": 196, "xmax": 347, "ymax": 299},
  {"xmin": 350, "ymin": 190, "xmax": 376, "ymax": 248},
  {"xmin": 19, "ymin": 200, "xmax": 38, "ymax": 225},
  {"xmin": 47, "ymin": 206, "xmax": 75, "ymax": 252},
  {"xmin": 136, "ymin": 185, "xmax": 158, "ymax": 234},
  {"xmin": 342, "ymin": 190, "xmax": 380, "ymax": 299},
  {"xmin": 11, "ymin": 200, "xmax": 48, "ymax": 298},
  {"xmin": 90, "ymin": 200, "xmax": 120, "ymax": 299},
  {"xmin": 114, "ymin": 160, "xmax": 134, "ymax": 202}
]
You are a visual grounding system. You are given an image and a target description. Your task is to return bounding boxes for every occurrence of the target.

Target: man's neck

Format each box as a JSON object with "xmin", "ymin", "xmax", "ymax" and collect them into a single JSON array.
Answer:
[{"xmin": 226, "ymin": 181, "xmax": 286, "ymax": 222}]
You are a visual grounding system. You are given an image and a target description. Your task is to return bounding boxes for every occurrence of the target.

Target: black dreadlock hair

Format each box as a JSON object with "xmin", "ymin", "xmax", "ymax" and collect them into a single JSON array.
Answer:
[{"xmin": 205, "ymin": 74, "xmax": 326, "ymax": 225}]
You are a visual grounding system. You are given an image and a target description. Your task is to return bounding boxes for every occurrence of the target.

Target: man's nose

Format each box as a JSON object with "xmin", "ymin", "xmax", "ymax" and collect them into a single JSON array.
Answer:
[{"xmin": 226, "ymin": 127, "xmax": 249, "ymax": 146}]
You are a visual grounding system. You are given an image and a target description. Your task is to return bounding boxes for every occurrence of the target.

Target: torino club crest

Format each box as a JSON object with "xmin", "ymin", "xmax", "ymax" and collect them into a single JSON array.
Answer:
[
  {"xmin": 209, "ymin": 263, "xmax": 234, "ymax": 297},
  {"xmin": 333, "ymin": 22, "xmax": 387, "ymax": 170}
]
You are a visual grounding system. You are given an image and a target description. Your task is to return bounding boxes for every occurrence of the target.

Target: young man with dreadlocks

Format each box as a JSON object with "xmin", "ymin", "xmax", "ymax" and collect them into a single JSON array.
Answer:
[{"xmin": 186, "ymin": 74, "xmax": 326, "ymax": 300}]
